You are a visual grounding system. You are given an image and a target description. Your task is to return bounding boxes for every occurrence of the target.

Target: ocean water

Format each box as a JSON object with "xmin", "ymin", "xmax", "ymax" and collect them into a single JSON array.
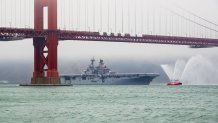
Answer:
[{"xmin": 0, "ymin": 85, "xmax": 218, "ymax": 123}]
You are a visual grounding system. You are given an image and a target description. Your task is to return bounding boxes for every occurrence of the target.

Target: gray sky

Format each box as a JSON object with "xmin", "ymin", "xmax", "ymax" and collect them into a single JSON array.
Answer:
[{"xmin": 0, "ymin": 0, "xmax": 218, "ymax": 62}]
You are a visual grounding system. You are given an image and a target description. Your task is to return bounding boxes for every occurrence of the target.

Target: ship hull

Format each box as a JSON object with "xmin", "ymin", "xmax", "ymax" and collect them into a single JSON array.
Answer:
[{"xmin": 60, "ymin": 75, "xmax": 156, "ymax": 85}]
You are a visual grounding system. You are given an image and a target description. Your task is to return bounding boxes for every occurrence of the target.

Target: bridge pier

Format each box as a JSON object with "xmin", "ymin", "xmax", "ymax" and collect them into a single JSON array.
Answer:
[{"xmin": 31, "ymin": 0, "xmax": 60, "ymax": 85}]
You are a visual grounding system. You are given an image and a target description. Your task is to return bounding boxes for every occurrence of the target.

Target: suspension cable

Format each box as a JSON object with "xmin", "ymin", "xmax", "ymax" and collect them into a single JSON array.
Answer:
[
  {"xmin": 166, "ymin": 8, "xmax": 218, "ymax": 33},
  {"xmin": 176, "ymin": 4, "xmax": 218, "ymax": 27}
]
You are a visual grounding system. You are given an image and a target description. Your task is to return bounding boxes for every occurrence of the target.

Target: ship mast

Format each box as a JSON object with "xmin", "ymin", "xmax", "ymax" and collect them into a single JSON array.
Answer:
[{"xmin": 91, "ymin": 57, "xmax": 95, "ymax": 66}]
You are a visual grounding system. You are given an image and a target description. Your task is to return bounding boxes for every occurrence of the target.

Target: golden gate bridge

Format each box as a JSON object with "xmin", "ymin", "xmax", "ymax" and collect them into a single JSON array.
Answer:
[{"xmin": 0, "ymin": 0, "xmax": 217, "ymax": 85}]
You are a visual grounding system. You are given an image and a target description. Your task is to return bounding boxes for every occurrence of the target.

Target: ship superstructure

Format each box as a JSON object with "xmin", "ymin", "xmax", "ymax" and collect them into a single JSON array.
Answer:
[{"xmin": 60, "ymin": 58, "xmax": 159, "ymax": 85}]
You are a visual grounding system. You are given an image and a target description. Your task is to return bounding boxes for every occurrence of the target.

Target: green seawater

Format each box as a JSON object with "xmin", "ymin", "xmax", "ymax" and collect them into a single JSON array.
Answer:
[{"xmin": 0, "ymin": 85, "xmax": 218, "ymax": 123}]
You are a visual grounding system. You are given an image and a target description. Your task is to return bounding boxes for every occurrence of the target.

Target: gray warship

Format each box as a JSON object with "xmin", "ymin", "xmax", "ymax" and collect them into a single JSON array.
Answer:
[{"xmin": 60, "ymin": 58, "xmax": 159, "ymax": 85}]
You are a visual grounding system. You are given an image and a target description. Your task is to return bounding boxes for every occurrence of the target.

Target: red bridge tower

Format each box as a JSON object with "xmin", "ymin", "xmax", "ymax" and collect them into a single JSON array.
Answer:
[{"xmin": 31, "ymin": 0, "xmax": 60, "ymax": 84}]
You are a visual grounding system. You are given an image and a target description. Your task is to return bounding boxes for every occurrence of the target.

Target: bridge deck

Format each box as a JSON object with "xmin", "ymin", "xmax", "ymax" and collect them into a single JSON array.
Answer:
[{"xmin": 0, "ymin": 27, "xmax": 218, "ymax": 47}]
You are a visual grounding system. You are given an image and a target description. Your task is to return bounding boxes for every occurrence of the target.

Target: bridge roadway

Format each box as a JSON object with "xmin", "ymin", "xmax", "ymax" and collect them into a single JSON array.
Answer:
[{"xmin": 0, "ymin": 27, "xmax": 218, "ymax": 47}]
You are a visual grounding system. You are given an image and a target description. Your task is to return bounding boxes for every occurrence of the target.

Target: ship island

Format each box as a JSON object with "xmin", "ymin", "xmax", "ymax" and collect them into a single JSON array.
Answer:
[{"xmin": 60, "ymin": 58, "xmax": 159, "ymax": 85}]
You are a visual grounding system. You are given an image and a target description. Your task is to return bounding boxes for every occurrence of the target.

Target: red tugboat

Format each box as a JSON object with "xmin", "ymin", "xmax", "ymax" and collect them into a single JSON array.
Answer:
[{"xmin": 167, "ymin": 80, "xmax": 182, "ymax": 86}]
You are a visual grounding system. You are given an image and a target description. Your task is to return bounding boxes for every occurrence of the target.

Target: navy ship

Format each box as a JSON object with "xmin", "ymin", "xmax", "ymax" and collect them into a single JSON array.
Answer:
[{"xmin": 60, "ymin": 58, "xmax": 159, "ymax": 85}]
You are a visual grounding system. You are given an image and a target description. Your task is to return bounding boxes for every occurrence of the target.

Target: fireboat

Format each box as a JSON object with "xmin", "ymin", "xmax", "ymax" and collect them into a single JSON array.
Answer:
[{"xmin": 167, "ymin": 80, "xmax": 182, "ymax": 86}]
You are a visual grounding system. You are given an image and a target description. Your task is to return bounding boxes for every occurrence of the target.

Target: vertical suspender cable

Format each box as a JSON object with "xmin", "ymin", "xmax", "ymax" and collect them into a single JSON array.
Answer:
[
  {"xmin": 8, "ymin": 0, "xmax": 10, "ymax": 27},
  {"xmin": 153, "ymin": 8, "xmax": 156, "ymax": 34},
  {"xmin": 100, "ymin": 0, "xmax": 102, "ymax": 31},
  {"xmin": 76, "ymin": 0, "xmax": 79, "ymax": 30},
  {"xmin": 128, "ymin": 0, "xmax": 130, "ymax": 33},
  {"xmin": 188, "ymin": 15, "xmax": 191, "ymax": 36},
  {"xmin": 193, "ymin": 16, "xmax": 195, "ymax": 37},
  {"xmin": 159, "ymin": 8, "xmax": 161, "ymax": 35},
  {"xmin": 28, "ymin": 0, "xmax": 32, "ymax": 28},
  {"xmin": 93, "ymin": 0, "xmax": 95, "ymax": 31},
  {"xmin": 72, "ymin": 0, "xmax": 74, "ymax": 30},
  {"xmin": 175, "ymin": 12, "xmax": 177, "ymax": 35},
  {"xmin": 69, "ymin": 0, "xmax": 71, "ymax": 30},
  {"xmin": 205, "ymin": 22, "xmax": 206, "ymax": 38},
  {"xmin": 168, "ymin": 10, "xmax": 171, "ymax": 36},
  {"xmin": 178, "ymin": 12, "xmax": 180, "ymax": 36},
  {"xmin": 210, "ymin": 23, "xmax": 212, "ymax": 38},
  {"xmin": 15, "ymin": 0, "xmax": 17, "ymax": 27},
  {"xmin": 121, "ymin": 0, "xmax": 123, "ymax": 33},
  {"xmin": 24, "ymin": 0, "xmax": 26, "ymax": 28},
  {"xmin": 0, "ymin": 0, "xmax": 3, "ymax": 26},
  {"xmin": 108, "ymin": 0, "xmax": 110, "ymax": 32},
  {"xmin": 79, "ymin": 0, "xmax": 81, "ymax": 30},
  {"xmin": 186, "ymin": 14, "xmax": 188, "ymax": 37},
  {"xmin": 114, "ymin": 0, "xmax": 116, "ymax": 32},
  {"xmin": 147, "ymin": 7, "xmax": 149, "ymax": 34},
  {"xmin": 171, "ymin": 13, "xmax": 173, "ymax": 36},
  {"xmin": 0, "ymin": 0, "xmax": 2, "ymax": 26},
  {"xmin": 1, "ymin": 0, "xmax": 3, "ymax": 26},
  {"xmin": 20, "ymin": 0, "xmax": 22, "ymax": 27},
  {"xmin": 5, "ymin": 0, "xmax": 6, "ymax": 26},
  {"xmin": 28, "ymin": 0, "xmax": 29, "ymax": 27},
  {"xmin": 165, "ymin": 8, "xmax": 167, "ymax": 35},
  {"xmin": 197, "ymin": 17, "xmax": 199, "ymax": 37},
  {"xmin": 180, "ymin": 12, "xmax": 181, "ymax": 36},
  {"xmin": 179, "ymin": 13, "xmax": 181, "ymax": 36},
  {"xmin": 187, "ymin": 14, "xmax": 188, "ymax": 36},
  {"xmin": 10, "ymin": 0, "xmax": 12, "ymax": 28},
  {"xmin": 85, "ymin": 0, "xmax": 87, "ymax": 31},
  {"xmin": 83, "ymin": 0, "xmax": 85, "ymax": 31},
  {"xmin": 134, "ymin": 0, "xmax": 136, "ymax": 34},
  {"xmin": 61, "ymin": 0, "xmax": 62, "ymax": 29},
  {"xmin": 141, "ymin": 0, "xmax": 143, "ymax": 34},
  {"xmin": 181, "ymin": 13, "xmax": 183, "ymax": 36},
  {"xmin": 176, "ymin": 11, "xmax": 177, "ymax": 36},
  {"xmin": 216, "ymin": 26, "xmax": 217, "ymax": 38},
  {"xmin": 216, "ymin": 26, "xmax": 218, "ymax": 38},
  {"xmin": 63, "ymin": 0, "xmax": 66, "ymax": 29}
]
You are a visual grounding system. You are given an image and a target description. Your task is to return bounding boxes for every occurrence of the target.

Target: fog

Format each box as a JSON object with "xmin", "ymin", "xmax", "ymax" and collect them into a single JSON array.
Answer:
[
  {"xmin": 0, "ymin": 58, "xmax": 168, "ymax": 84},
  {"xmin": 0, "ymin": 0, "xmax": 218, "ymax": 84}
]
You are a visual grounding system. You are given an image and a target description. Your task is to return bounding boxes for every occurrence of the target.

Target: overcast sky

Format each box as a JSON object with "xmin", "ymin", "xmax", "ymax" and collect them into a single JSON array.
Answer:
[{"xmin": 0, "ymin": 0, "xmax": 217, "ymax": 63}]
